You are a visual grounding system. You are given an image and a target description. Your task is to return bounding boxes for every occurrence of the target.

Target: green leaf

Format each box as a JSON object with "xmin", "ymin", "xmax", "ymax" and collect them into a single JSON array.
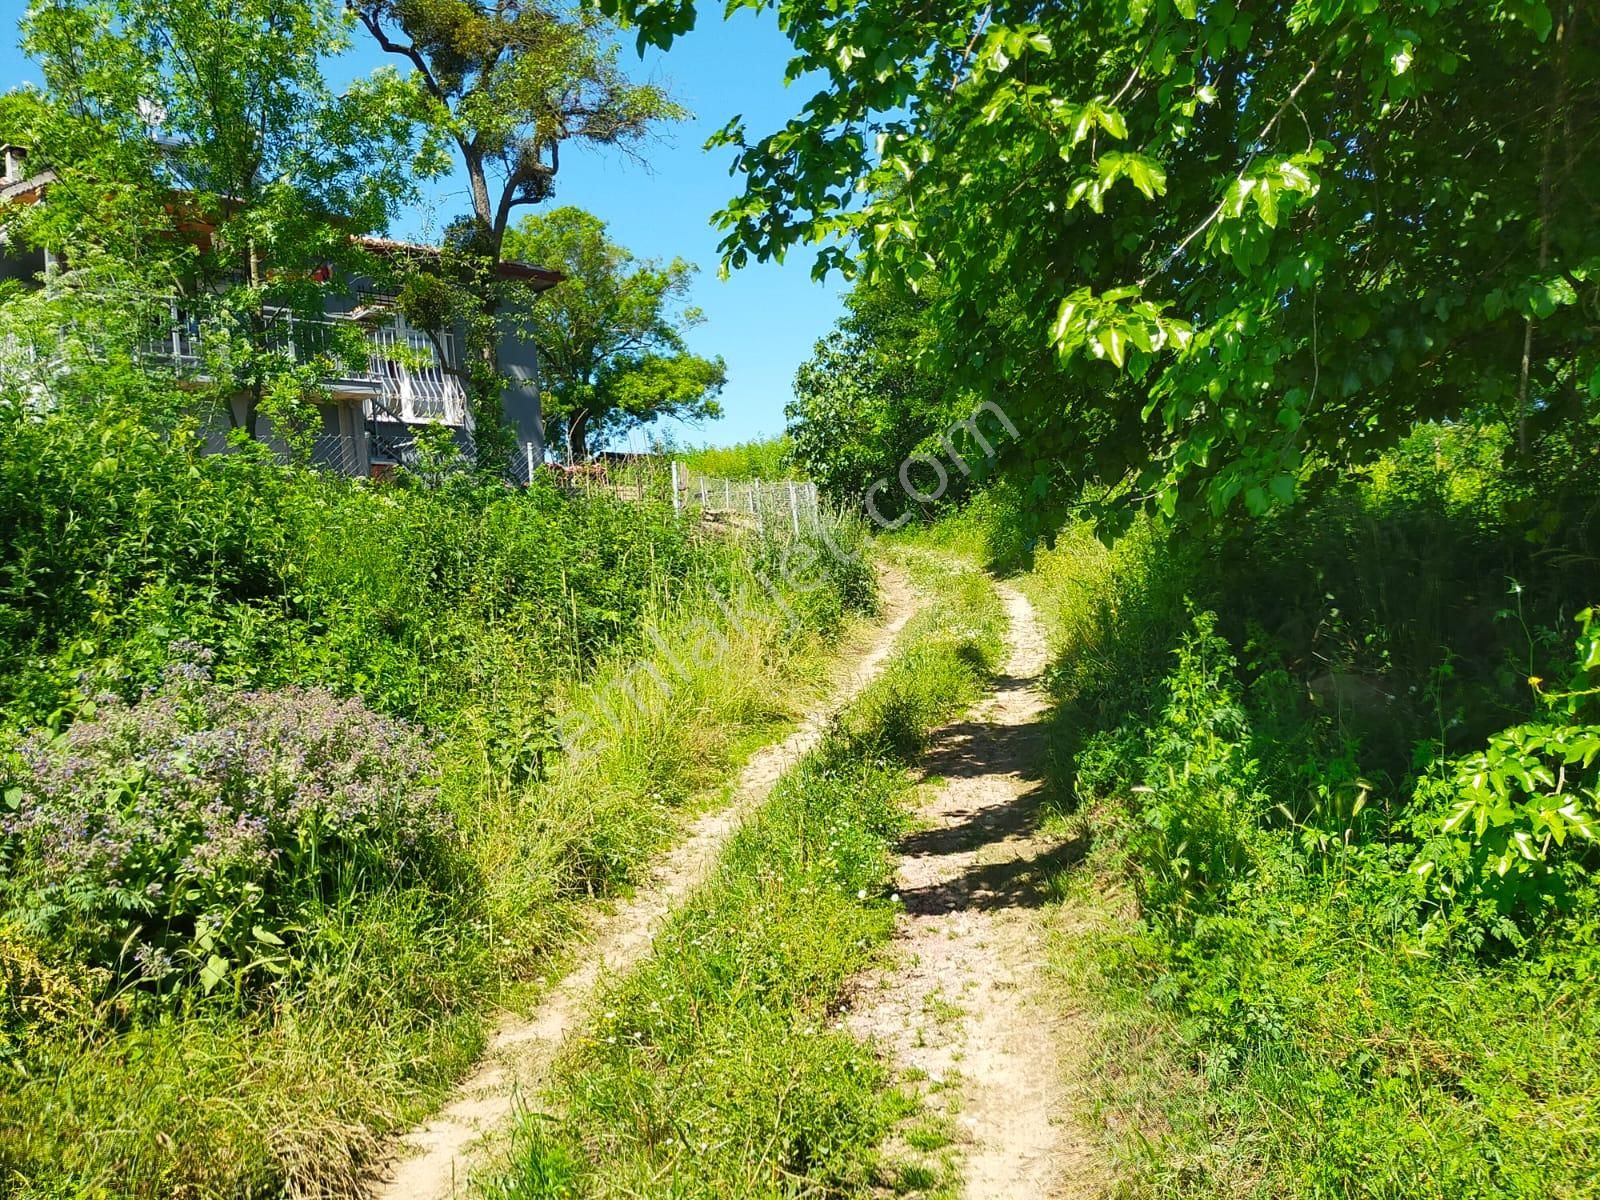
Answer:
[
  {"xmin": 1254, "ymin": 180, "xmax": 1280, "ymax": 228},
  {"xmin": 1097, "ymin": 326, "xmax": 1128, "ymax": 367},
  {"xmin": 1509, "ymin": 0, "xmax": 1554, "ymax": 40},
  {"xmin": 1051, "ymin": 292, "xmax": 1087, "ymax": 345},
  {"xmin": 199, "ymin": 954, "xmax": 230, "ymax": 994},
  {"xmin": 1123, "ymin": 153, "xmax": 1167, "ymax": 199},
  {"xmin": 1097, "ymin": 104, "xmax": 1128, "ymax": 140}
]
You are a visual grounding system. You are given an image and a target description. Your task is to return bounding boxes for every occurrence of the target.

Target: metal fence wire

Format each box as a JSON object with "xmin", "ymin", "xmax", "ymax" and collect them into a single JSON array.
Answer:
[
  {"xmin": 533, "ymin": 456, "xmax": 823, "ymax": 540},
  {"xmin": 670, "ymin": 462, "xmax": 822, "ymax": 536}
]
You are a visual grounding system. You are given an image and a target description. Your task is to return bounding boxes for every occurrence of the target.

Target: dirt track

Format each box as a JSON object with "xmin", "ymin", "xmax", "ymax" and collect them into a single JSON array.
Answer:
[
  {"xmin": 845, "ymin": 582, "xmax": 1105, "ymax": 1200},
  {"xmin": 370, "ymin": 567, "xmax": 920, "ymax": 1200}
]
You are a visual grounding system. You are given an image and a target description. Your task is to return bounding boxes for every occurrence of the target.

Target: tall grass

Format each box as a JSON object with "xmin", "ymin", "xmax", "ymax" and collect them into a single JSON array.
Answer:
[
  {"xmin": 998, "ymin": 426, "xmax": 1600, "ymax": 1199},
  {"xmin": 482, "ymin": 549, "xmax": 1007, "ymax": 1199},
  {"xmin": 679, "ymin": 436, "xmax": 795, "ymax": 481},
  {"xmin": 0, "ymin": 379, "xmax": 878, "ymax": 1196}
]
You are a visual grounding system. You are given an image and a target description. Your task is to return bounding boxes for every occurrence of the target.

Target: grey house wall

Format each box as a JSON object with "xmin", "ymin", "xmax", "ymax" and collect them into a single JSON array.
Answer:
[
  {"xmin": 328, "ymin": 271, "xmax": 546, "ymax": 462},
  {"xmin": 498, "ymin": 325, "xmax": 543, "ymax": 456}
]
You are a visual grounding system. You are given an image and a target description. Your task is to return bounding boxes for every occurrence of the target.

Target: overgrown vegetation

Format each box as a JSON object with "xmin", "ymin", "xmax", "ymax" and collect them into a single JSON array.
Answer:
[
  {"xmin": 680, "ymin": 435, "xmax": 795, "ymax": 481},
  {"xmin": 0, "ymin": 368, "xmax": 872, "ymax": 1196},
  {"xmin": 7, "ymin": 0, "xmax": 1600, "ymax": 1192},
  {"xmin": 983, "ymin": 427, "xmax": 1600, "ymax": 1198},
  {"xmin": 483, "ymin": 552, "xmax": 1005, "ymax": 1199}
]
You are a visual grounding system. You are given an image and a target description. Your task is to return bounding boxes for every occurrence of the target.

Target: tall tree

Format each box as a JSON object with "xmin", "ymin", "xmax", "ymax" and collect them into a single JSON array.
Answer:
[
  {"xmin": 349, "ymin": 0, "xmax": 681, "ymax": 467},
  {"xmin": 788, "ymin": 279, "xmax": 954, "ymax": 513},
  {"xmin": 502, "ymin": 205, "xmax": 724, "ymax": 460},
  {"xmin": 9, "ymin": 0, "xmax": 421, "ymax": 440},
  {"xmin": 604, "ymin": 0, "xmax": 1600, "ymax": 536}
]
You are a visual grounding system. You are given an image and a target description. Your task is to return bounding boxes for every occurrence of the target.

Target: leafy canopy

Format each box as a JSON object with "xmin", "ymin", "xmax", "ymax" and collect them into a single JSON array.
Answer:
[
  {"xmin": 13, "ymin": 0, "xmax": 421, "ymax": 269},
  {"xmin": 351, "ymin": 0, "xmax": 681, "ymax": 254},
  {"xmin": 601, "ymin": 0, "xmax": 1600, "ymax": 532},
  {"xmin": 350, "ymin": 0, "xmax": 684, "ymax": 465},
  {"xmin": 502, "ymin": 205, "xmax": 725, "ymax": 459},
  {"xmin": 787, "ymin": 279, "xmax": 967, "ymax": 515}
]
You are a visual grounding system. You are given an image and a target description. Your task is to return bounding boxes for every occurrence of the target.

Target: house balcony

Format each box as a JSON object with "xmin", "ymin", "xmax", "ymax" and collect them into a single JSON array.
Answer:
[{"xmin": 135, "ymin": 299, "xmax": 470, "ymax": 428}]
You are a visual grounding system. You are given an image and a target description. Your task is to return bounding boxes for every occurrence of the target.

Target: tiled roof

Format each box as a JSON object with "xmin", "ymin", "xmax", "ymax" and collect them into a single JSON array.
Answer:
[
  {"xmin": 356, "ymin": 235, "xmax": 563, "ymax": 289},
  {"xmin": 0, "ymin": 170, "xmax": 57, "ymax": 204},
  {"xmin": 0, "ymin": 171, "xmax": 562, "ymax": 291}
]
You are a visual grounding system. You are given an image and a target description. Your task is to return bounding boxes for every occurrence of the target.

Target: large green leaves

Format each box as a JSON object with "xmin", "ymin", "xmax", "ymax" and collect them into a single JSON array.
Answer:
[{"xmin": 602, "ymin": 0, "xmax": 1600, "ymax": 533}]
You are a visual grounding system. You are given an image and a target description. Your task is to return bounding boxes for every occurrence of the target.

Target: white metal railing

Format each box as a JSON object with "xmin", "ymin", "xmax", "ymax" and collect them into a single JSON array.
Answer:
[
  {"xmin": 0, "ymin": 330, "xmax": 56, "ymax": 408},
  {"xmin": 136, "ymin": 299, "xmax": 203, "ymax": 370},
  {"xmin": 365, "ymin": 322, "xmax": 467, "ymax": 426},
  {"xmin": 130, "ymin": 298, "xmax": 468, "ymax": 426}
]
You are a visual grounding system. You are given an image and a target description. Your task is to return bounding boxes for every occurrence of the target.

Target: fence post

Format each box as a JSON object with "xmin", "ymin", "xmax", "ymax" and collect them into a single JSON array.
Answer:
[
  {"xmin": 699, "ymin": 477, "xmax": 708, "ymax": 506},
  {"xmin": 670, "ymin": 460, "xmax": 682, "ymax": 517},
  {"xmin": 724, "ymin": 479, "xmax": 732, "ymax": 510},
  {"xmin": 788, "ymin": 481, "xmax": 800, "ymax": 536},
  {"xmin": 525, "ymin": 441, "xmax": 535, "ymax": 486},
  {"xmin": 753, "ymin": 480, "xmax": 762, "ymax": 532}
]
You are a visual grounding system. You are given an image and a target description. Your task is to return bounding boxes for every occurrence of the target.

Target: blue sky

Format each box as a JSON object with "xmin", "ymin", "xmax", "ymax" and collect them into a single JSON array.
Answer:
[{"xmin": 0, "ymin": 5, "xmax": 845, "ymax": 448}]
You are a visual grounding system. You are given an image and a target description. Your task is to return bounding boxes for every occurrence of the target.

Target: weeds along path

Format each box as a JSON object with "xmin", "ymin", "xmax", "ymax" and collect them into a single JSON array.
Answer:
[
  {"xmin": 371, "ymin": 565, "xmax": 921, "ymax": 1200},
  {"xmin": 845, "ymin": 581, "xmax": 1105, "ymax": 1200}
]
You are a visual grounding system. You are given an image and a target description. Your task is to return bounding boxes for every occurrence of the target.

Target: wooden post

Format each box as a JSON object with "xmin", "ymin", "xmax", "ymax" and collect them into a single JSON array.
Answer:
[
  {"xmin": 699, "ymin": 477, "xmax": 708, "ymax": 506},
  {"xmin": 724, "ymin": 479, "xmax": 732, "ymax": 510},
  {"xmin": 788, "ymin": 481, "xmax": 800, "ymax": 536},
  {"xmin": 752, "ymin": 480, "xmax": 762, "ymax": 532},
  {"xmin": 670, "ymin": 460, "xmax": 682, "ymax": 517}
]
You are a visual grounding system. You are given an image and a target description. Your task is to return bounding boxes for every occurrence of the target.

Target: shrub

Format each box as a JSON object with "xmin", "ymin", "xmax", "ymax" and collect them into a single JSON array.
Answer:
[
  {"xmin": 1, "ymin": 644, "xmax": 455, "ymax": 1001},
  {"xmin": 1114, "ymin": 611, "xmax": 1267, "ymax": 928},
  {"xmin": 1412, "ymin": 607, "xmax": 1600, "ymax": 938}
]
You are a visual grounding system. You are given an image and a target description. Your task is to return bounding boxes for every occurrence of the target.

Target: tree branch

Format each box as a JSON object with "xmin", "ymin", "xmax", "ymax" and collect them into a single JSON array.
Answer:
[
  {"xmin": 1141, "ymin": 46, "xmax": 1330, "ymax": 288},
  {"xmin": 350, "ymin": 6, "xmax": 448, "ymax": 106}
]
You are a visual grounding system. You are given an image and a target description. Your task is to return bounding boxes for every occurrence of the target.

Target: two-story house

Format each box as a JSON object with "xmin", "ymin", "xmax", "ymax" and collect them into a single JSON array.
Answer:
[{"xmin": 0, "ymin": 143, "xmax": 561, "ymax": 478}]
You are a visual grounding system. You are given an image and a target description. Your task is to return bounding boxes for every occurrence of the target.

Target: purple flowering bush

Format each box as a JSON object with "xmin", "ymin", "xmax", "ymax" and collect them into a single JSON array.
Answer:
[{"xmin": 0, "ymin": 645, "xmax": 456, "ymax": 1000}]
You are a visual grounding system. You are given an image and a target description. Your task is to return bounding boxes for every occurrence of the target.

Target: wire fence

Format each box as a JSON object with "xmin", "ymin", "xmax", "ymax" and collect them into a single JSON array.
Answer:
[
  {"xmin": 671, "ymin": 462, "xmax": 822, "ymax": 536},
  {"xmin": 536, "ymin": 455, "xmax": 824, "ymax": 540}
]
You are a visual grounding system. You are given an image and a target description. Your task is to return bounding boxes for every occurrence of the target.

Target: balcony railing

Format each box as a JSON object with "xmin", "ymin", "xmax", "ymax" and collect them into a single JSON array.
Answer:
[
  {"xmin": 135, "ymin": 299, "xmax": 469, "ymax": 427},
  {"xmin": 365, "ymin": 322, "xmax": 464, "ymax": 424}
]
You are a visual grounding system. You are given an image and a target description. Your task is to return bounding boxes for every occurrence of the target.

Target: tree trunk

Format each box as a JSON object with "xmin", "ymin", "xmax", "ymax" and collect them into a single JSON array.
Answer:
[
  {"xmin": 459, "ymin": 148, "xmax": 516, "ymax": 472},
  {"xmin": 568, "ymin": 411, "xmax": 590, "ymax": 462}
]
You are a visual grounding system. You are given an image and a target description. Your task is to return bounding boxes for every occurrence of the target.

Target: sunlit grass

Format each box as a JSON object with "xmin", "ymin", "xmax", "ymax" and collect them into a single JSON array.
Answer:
[{"xmin": 482, "ymin": 548, "xmax": 1005, "ymax": 1199}]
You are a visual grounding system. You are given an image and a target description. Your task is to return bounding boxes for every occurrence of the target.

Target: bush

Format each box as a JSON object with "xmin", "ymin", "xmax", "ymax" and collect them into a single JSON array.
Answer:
[
  {"xmin": 1124, "ymin": 611, "xmax": 1267, "ymax": 928},
  {"xmin": 1411, "ymin": 607, "xmax": 1600, "ymax": 940},
  {"xmin": 1, "ymin": 643, "xmax": 456, "ymax": 1001},
  {"xmin": 1011, "ymin": 421, "xmax": 1600, "ymax": 1199}
]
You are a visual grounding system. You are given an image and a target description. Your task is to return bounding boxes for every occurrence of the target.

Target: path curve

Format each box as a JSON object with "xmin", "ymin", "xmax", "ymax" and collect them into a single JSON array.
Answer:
[
  {"xmin": 845, "ymin": 581, "xmax": 1105, "ymax": 1200},
  {"xmin": 370, "ymin": 565, "xmax": 921, "ymax": 1200}
]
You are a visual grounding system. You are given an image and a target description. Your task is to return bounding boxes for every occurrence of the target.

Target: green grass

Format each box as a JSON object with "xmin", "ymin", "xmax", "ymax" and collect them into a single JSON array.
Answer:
[
  {"xmin": 1040, "ymin": 828, "xmax": 1600, "ymax": 1200},
  {"xmin": 0, "ymin": 524, "xmax": 874, "ymax": 1200},
  {"xmin": 1009, "ymin": 501, "xmax": 1600, "ymax": 1200},
  {"xmin": 679, "ymin": 437, "xmax": 795, "ymax": 481},
  {"xmin": 481, "ymin": 549, "xmax": 1006, "ymax": 1199}
]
